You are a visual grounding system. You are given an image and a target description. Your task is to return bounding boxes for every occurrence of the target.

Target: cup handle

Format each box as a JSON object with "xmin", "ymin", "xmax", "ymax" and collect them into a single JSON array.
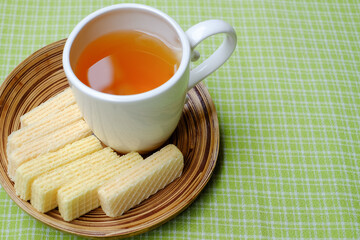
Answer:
[{"xmin": 185, "ymin": 19, "xmax": 237, "ymax": 89}]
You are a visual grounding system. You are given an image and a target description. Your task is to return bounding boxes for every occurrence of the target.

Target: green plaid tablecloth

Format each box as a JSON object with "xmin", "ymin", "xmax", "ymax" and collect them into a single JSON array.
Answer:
[{"xmin": 1, "ymin": 0, "xmax": 359, "ymax": 239}]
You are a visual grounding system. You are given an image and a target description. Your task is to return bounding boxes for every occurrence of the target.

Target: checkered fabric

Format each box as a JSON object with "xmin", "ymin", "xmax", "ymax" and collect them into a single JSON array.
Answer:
[{"xmin": 1, "ymin": 0, "xmax": 359, "ymax": 239}]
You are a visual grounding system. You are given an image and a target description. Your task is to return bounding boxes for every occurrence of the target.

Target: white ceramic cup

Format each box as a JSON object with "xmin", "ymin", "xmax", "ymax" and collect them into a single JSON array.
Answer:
[{"xmin": 63, "ymin": 3, "xmax": 236, "ymax": 153}]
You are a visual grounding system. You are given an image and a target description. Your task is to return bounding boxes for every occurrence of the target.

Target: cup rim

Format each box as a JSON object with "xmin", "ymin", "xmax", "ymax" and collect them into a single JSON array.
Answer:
[{"xmin": 62, "ymin": 3, "xmax": 190, "ymax": 102}]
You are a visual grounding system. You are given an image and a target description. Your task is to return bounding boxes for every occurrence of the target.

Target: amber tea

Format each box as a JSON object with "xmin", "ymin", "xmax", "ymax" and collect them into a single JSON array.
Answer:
[{"xmin": 75, "ymin": 30, "xmax": 180, "ymax": 95}]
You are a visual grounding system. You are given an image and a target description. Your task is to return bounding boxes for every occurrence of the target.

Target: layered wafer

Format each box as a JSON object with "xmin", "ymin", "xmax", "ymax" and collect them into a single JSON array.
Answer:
[
  {"xmin": 57, "ymin": 152, "xmax": 143, "ymax": 221},
  {"xmin": 31, "ymin": 147, "xmax": 122, "ymax": 213},
  {"xmin": 7, "ymin": 104, "xmax": 83, "ymax": 154},
  {"xmin": 98, "ymin": 144, "xmax": 183, "ymax": 217},
  {"xmin": 7, "ymin": 119, "xmax": 92, "ymax": 180},
  {"xmin": 20, "ymin": 88, "xmax": 75, "ymax": 127},
  {"xmin": 15, "ymin": 135, "xmax": 103, "ymax": 201}
]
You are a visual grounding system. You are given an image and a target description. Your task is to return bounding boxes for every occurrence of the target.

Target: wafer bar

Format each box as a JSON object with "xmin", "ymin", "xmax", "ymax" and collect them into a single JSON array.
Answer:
[
  {"xmin": 98, "ymin": 144, "xmax": 183, "ymax": 217},
  {"xmin": 20, "ymin": 88, "xmax": 75, "ymax": 127},
  {"xmin": 7, "ymin": 104, "xmax": 82, "ymax": 154}
]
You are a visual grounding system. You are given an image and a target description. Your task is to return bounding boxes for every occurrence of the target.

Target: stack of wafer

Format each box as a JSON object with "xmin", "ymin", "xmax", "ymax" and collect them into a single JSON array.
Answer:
[
  {"xmin": 7, "ymin": 88, "xmax": 91, "ymax": 180},
  {"xmin": 7, "ymin": 87, "xmax": 184, "ymax": 222}
]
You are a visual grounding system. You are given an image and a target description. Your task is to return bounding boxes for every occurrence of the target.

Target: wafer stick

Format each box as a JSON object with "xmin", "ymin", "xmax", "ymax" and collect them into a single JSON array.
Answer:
[
  {"xmin": 7, "ymin": 104, "xmax": 82, "ymax": 154},
  {"xmin": 98, "ymin": 144, "xmax": 183, "ymax": 217},
  {"xmin": 20, "ymin": 88, "xmax": 75, "ymax": 127}
]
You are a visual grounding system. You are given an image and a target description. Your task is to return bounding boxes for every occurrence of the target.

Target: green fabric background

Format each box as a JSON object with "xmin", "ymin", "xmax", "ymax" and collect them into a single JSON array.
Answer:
[{"xmin": 1, "ymin": 0, "xmax": 359, "ymax": 239}]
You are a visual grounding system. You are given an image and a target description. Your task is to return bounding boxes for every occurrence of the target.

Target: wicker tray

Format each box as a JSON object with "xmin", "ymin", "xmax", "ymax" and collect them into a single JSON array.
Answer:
[{"xmin": 0, "ymin": 39, "xmax": 219, "ymax": 238}]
